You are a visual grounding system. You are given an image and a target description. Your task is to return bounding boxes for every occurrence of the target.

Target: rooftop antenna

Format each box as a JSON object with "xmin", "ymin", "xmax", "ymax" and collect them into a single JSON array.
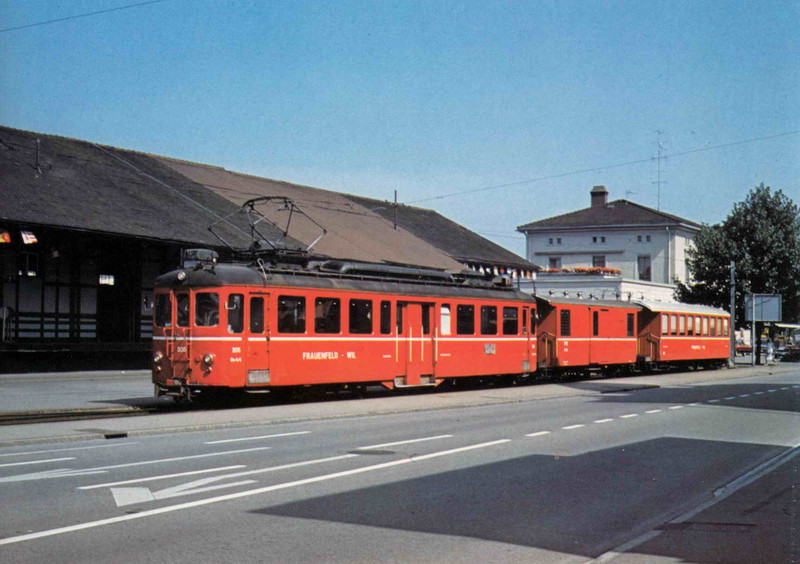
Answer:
[{"xmin": 653, "ymin": 130, "xmax": 667, "ymax": 210}]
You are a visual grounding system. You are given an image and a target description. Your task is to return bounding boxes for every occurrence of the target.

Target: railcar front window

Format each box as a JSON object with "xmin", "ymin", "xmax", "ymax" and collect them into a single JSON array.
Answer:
[
  {"xmin": 279, "ymin": 296, "xmax": 307, "ymax": 333},
  {"xmin": 502, "ymin": 307, "xmax": 518, "ymax": 335},
  {"xmin": 195, "ymin": 293, "xmax": 219, "ymax": 327},
  {"xmin": 155, "ymin": 294, "xmax": 172, "ymax": 327},
  {"xmin": 227, "ymin": 294, "xmax": 244, "ymax": 333},
  {"xmin": 314, "ymin": 297, "xmax": 340, "ymax": 334},
  {"xmin": 250, "ymin": 297, "xmax": 264, "ymax": 333},
  {"xmin": 176, "ymin": 294, "xmax": 190, "ymax": 327},
  {"xmin": 456, "ymin": 305, "xmax": 474, "ymax": 335},
  {"xmin": 349, "ymin": 299, "xmax": 373, "ymax": 334}
]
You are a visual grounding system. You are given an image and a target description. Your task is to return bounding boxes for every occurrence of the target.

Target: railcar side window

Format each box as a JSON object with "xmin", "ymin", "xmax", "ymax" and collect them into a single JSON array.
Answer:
[
  {"xmin": 250, "ymin": 297, "xmax": 264, "ymax": 333},
  {"xmin": 227, "ymin": 294, "xmax": 244, "ymax": 334},
  {"xmin": 314, "ymin": 297, "xmax": 339, "ymax": 334},
  {"xmin": 626, "ymin": 313, "xmax": 635, "ymax": 337},
  {"xmin": 481, "ymin": 306, "xmax": 497, "ymax": 335},
  {"xmin": 396, "ymin": 303, "xmax": 403, "ymax": 334},
  {"xmin": 380, "ymin": 301, "xmax": 391, "ymax": 335},
  {"xmin": 560, "ymin": 310, "xmax": 571, "ymax": 337},
  {"xmin": 592, "ymin": 311, "xmax": 600, "ymax": 337},
  {"xmin": 155, "ymin": 294, "xmax": 172, "ymax": 327},
  {"xmin": 440, "ymin": 304, "xmax": 452, "ymax": 335},
  {"xmin": 530, "ymin": 308, "xmax": 537, "ymax": 334},
  {"xmin": 279, "ymin": 296, "xmax": 307, "ymax": 333},
  {"xmin": 456, "ymin": 305, "xmax": 474, "ymax": 335},
  {"xmin": 349, "ymin": 299, "xmax": 373, "ymax": 334},
  {"xmin": 422, "ymin": 304, "xmax": 432, "ymax": 335},
  {"xmin": 502, "ymin": 307, "xmax": 518, "ymax": 335},
  {"xmin": 176, "ymin": 294, "xmax": 190, "ymax": 327},
  {"xmin": 522, "ymin": 308, "xmax": 528, "ymax": 335},
  {"xmin": 195, "ymin": 293, "xmax": 219, "ymax": 327}
]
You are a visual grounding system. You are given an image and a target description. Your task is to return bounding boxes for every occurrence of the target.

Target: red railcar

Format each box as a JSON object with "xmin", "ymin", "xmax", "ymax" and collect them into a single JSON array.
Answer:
[
  {"xmin": 535, "ymin": 297, "xmax": 640, "ymax": 373},
  {"xmin": 152, "ymin": 256, "xmax": 538, "ymax": 400},
  {"xmin": 636, "ymin": 301, "xmax": 730, "ymax": 368}
]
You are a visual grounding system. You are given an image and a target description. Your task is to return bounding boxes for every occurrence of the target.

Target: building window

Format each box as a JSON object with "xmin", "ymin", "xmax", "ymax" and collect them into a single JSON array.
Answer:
[
  {"xmin": 548, "ymin": 238, "xmax": 553, "ymax": 245},
  {"xmin": 637, "ymin": 235, "xmax": 642, "ymax": 242},
  {"xmin": 557, "ymin": 237, "xmax": 562, "ymax": 244},
  {"xmin": 646, "ymin": 235, "xmax": 651, "ymax": 242},
  {"xmin": 637, "ymin": 255, "xmax": 652, "ymax": 281},
  {"xmin": 549, "ymin": 257, "xmax": 561, "ymax": 269},
  {"xmin": 592, "ymin": 255, "xmax": 606, "ymax": 268}
]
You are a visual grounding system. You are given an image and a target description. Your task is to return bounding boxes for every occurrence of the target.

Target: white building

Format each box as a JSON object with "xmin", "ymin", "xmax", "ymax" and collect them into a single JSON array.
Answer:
[{"xmin": 516, "ymin": 186, "xmax": 701, "ymax": 302}]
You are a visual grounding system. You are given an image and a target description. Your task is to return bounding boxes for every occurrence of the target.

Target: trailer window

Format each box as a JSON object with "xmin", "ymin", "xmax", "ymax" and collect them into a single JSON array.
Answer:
[
  {"xmin": 279, "ymin": 296, "xmax": 307, "ymax": 333},
  {"xmin": 481, "ymin": 306, "xmax": 497, "ymax": 335},
  {"xmin": 380, "ymin": 301, "xmax": 391, "ymax": 335},
  {"xmin": 155, "ymin": 294, "xmax": 172, "ymax": 327},
  {"xmin": 503, "ymin": 307, "xmax": 518, "ymax": 335},
  {"xmin": 227, "ymin": 294, "xmax": 244, "ymax": 333},
  {"xmin": 679, "ymin": 315, "xmax": 686, "ymax": 335},
  {"xmin": 195, "ymin": 293, "xmax": 219, "ymax": 327},
  {"xmin": 627, "ymin": 313, "xmax": 635, "ymax": 337},
  {"xmin": 723, "ymin": 318, "xmax": 729, "ymax": 336},
  {"xmin": 250, "ymin": 297, "xmax": 264, "ymax": 333},
  {"xmin": 456, "ymin": 305, "xmax": 474, "ymax": 335},
  {"xmin": 702, "ymin": 317, "xmax": 709, "ymax": 335},
  {"xmin": 440, "ymin": 304, "xmax": 452, "ymax": 336},
  {"xmin": 661, "ymin": 315, "xmax": 669, "ymax": 335},
  {"xmin": 560, "ymin": 309, "xmax": 571, "ymax": 337},
  {"xmin": 687, "ymin": 316, "xmax": 694, "ymax": 335},
  {"xmin": 314, "ymin": 297, "xmax": 339, "ymax": 334},
  {"xmin": 670, "ymin": 314, "xmax": 678, "ymax": 335},
  {"xmin": 593, "ymin": 311, "xmax": 600, "ymax": 336},
  {"xmin": 349, "ymin": 299, "xmax": 373, "ymax": 334}
]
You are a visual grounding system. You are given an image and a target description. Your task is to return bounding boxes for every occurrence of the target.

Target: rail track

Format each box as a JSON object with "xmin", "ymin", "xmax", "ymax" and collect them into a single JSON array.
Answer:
[{"xmin": 0, "ymin": 407, "xmax": 158, "ymax": 425}]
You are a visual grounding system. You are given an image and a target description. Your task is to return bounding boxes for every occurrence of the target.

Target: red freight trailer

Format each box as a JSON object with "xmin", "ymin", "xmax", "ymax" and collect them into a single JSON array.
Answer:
[
  {"xmin": 152, "ymin": 257, "xmax": 538, "ymax": 400},
  {"xmin": 536, "ymin": 297, "xmax": 640, "ymax": 373},
  {"xmin": 636, "ymin": 301, "xmax": 730, "ymax": 368}
]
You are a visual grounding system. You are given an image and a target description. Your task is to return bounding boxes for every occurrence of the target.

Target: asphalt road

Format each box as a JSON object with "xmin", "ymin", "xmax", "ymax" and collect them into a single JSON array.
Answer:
[{"xmin": 0, "ymin": 367, "xmax": 798, "ymax": 563}]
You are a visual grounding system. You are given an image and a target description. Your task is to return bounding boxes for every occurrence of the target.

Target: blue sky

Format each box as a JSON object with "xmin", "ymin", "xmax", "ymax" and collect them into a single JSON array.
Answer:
[{"xmin": 1, "ymin": 0, "xmax": 798, "ymax": 257}]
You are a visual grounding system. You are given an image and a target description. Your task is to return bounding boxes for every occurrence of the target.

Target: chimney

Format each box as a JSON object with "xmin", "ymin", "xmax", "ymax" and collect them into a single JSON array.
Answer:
[{"xmin": 591, "ymin": 185, "xmax": 608, "ymax": 208}]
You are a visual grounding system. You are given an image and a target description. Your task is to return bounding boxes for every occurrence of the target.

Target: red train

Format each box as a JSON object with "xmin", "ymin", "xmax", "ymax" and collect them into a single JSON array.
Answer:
[{"xmin": 152, "ymin": 249, "xmax": 731, "ymax": 401}]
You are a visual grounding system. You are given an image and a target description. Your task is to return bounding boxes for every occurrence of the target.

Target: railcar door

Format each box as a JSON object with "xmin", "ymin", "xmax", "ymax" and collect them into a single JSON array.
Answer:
[
  {"xmin": 245, "ymin": 293, "xmax": 271, "ymax": 386},
  {"xmin": 396, "ymin": 301, "xmax": 435, "ymax": 387},
  {"xmin": 170, "ymin": 291, "xmax": 192, "ymax": 379}
]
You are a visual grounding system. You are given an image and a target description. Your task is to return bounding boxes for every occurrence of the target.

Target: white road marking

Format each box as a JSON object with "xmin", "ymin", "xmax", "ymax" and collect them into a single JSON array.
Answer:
[
  {"xmin": 0, "ymin": 443, "xmax": 138, "ymax": 458},
  {"xmin": 205, "ymin": 431, "xmax": 310, "ymax": 445},
  {"xmin": 645, "ymin": 409, "xmax": 663, "ymax": 414},
  {"xmin": 754, "ymin": 392, "xmax": 764, "ymax": 395},
  {"xmin": 708, "ymin": 399, "xmax": 720, "ymax": 403},
  {"xmin": 669, "ymin": 406, "xmax": 684, "ymax": 410},
  {"xmin": 620, "ymin": 414, "xmax": 639, "ymax": 419},
  {"xmin": 526, "ymin": 431, "xmax": 552, "ymax": 437},
  {"xmin": 724, "ymin": 396, "xmax": 737, "ymax": 400},
  {"xmin": 0, "ymin": 457, "xmax": 75, "ymax": 468},
  {"xmin": 594, "ymin": 419, "xmax": 614, "ymax": 424},
  {"xmin": 358, "ymin": 435, "xmax": 453, "ymax": 450},
  {"xmin": 0, "ymin": 440, "xmax": 510, "ymax": 545},
  {"xmin": 563, "ymin": 424, "xmax": 585, "ymax": 430},
  {"xmin": 78, "ymin": 466, "xmax": 247, "ymax": 490},
  {"xmin": 0, "ymin": 447, "xmax": 271, "ymax": 484},
  {"xmin": 739, "ymin": 394, "xmax": 751, "ymax": 398},
  {"xmin": 768, "ymin": 389, "xmax": 777, "ymax": 393}
]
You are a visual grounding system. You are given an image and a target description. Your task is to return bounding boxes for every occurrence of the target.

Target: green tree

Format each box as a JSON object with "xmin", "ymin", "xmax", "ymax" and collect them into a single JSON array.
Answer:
[{"xmin": 676, "ymin": 184, "xmax": 800, "ymax": 327}]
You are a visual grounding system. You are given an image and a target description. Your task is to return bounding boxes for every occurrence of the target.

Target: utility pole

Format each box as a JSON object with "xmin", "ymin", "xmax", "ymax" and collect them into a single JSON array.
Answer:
[{"xmin": 729, "ymin": 261, "xmax": 736, "ymax": 366}]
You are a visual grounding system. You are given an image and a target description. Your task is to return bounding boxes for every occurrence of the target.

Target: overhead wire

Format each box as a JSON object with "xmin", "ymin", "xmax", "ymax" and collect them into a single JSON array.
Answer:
[
  {"xmin": 0, "ymin": 0, "xmax": 169, "ymax": 34},
  {"xmin": 407, "ymin": 130, "xmax": 800, "ymax": 204}
]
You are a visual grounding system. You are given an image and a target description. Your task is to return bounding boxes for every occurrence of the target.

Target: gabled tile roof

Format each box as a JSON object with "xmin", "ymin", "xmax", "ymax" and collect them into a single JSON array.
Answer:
[
  {"xmin": 344, "ymin": 194, "xmax": 535, "ymax": 270},
  {"xmin": 517, "ymin": 199, "xmax": 701, "ymax": 231},
  {"xmin": 0, "ymin": 126, "xmax": 296, "ymax": 249}
]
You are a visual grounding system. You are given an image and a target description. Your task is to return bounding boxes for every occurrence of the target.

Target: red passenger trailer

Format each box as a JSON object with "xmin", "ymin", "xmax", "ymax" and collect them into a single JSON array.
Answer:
[{"xmin": 635, "ymin": 301, "xmax": 730, "ymax": 368}]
